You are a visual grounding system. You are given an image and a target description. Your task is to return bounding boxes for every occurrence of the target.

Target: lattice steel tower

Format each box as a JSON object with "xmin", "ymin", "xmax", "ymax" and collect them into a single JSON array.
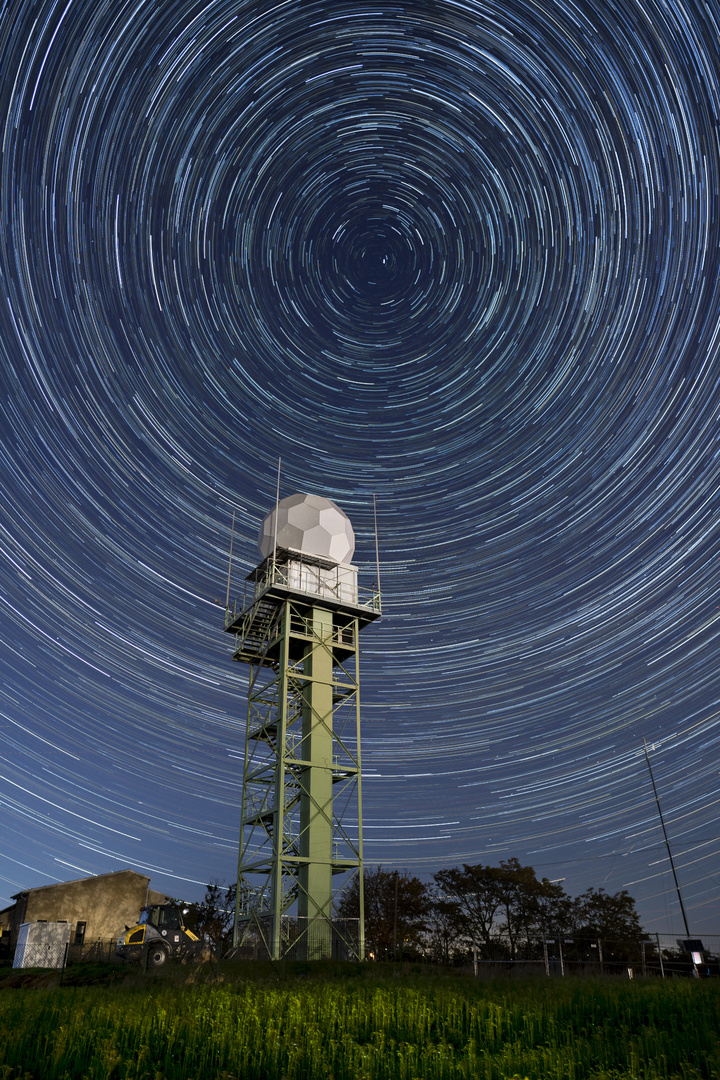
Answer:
[{"xmin": 224, "ymin": 493, "xmax": 381, "ymax": 961}]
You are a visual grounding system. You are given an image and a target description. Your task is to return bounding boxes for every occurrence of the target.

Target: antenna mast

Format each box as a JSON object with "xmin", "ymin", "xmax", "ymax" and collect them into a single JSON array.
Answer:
[{"xmin": 643, "ymin": 739, "xmax": 691, "ymax": 937}]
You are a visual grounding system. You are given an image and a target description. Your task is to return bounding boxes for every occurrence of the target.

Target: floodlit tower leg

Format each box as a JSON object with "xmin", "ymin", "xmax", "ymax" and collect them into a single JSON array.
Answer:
[
  {"xmin": 270, "ymin": 604, "xmax": 291, "ymax": 961},
  {"xmin": 355, "ymin": 630, "xmax": 365, "ymax": 962},
  {"xmin": 298, "ymin": 604, "xmax": 335, "ymax": 959}
]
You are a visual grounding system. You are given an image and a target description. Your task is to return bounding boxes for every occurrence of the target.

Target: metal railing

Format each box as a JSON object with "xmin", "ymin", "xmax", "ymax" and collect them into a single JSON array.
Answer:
[{"xmin": 226, "ymin": 554, "xmax": 381, "ymax": 625}]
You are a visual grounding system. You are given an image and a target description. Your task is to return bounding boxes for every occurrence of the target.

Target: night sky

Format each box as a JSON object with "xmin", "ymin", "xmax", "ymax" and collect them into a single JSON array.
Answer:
[{"xmin": 1, "ymin": 0, "xmax": 719, "ymax": 938}]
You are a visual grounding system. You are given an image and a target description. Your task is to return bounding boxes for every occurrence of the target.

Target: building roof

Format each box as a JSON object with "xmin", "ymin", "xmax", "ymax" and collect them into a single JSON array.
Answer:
[{"xmin": 10, "ymin": 868, "xmax": 151, "ymax": 901}]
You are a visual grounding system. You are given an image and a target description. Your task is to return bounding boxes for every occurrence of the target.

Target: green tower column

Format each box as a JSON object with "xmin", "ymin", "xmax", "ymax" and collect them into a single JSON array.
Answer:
[{"xmin": 298, "ymin": 604, "xmax": 335, "ymax": 958}]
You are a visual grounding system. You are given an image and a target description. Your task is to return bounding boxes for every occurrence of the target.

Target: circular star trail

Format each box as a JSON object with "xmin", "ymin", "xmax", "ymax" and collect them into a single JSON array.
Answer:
[{"xmin": 1, "ymin": 0, "xmax": 719, "ymax": 933}]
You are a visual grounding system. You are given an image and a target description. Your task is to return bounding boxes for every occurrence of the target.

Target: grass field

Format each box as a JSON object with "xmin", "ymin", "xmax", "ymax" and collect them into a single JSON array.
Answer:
[{"xmin": 0, "ymin": 962, "xmax": 717, "ymax": 1079}]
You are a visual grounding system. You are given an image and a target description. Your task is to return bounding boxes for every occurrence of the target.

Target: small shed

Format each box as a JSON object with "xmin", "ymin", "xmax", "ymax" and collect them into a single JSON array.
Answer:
[{"xmin": 13, "ymin": 921, "xmax": 73, "ymax": 969}]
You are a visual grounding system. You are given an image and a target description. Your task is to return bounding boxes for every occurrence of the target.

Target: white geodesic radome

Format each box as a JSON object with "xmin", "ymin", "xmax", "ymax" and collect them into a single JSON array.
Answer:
[{"xmin": 258, "ymin": 493, "xmax": 355, "ymax": 564}]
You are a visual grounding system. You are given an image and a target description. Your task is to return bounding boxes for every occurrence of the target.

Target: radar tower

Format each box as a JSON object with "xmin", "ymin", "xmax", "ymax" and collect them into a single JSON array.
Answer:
[{"xmin": 223, "ymin": 493, "xmax": 381, "ymax": 960}]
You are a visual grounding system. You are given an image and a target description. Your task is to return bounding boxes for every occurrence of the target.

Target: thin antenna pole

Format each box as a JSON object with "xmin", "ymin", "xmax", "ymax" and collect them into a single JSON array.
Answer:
[
  {"xmin": 272, "ymin": 458, "xmax": 281, "ymax": 571},
  {"xmin": 643, "ymin": 739, "xmax": 691, "ymax": 937},
  {"xmin": 225, "ymin": 510, "xmax": 236, "ymax": 610},
  {"xmin": 372, "ymin": 494, "xmax": 381, "ymax": 603}
]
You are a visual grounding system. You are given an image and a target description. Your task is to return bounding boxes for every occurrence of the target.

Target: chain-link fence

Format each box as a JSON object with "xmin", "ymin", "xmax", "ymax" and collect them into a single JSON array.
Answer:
[
  {"xmin": 66, "ymin": 939, "xmax": 121, "ymax": 964},
  {"xmin": 425, "ymin": 932, "xmax": 720, "ymax": 977},
  {"xmin": 9, "ymin": 938, "xmax": 121, "ymax": 970},
  {"xmin": 232, "ymin": 917, "xmax": 361, "ymax": 961},
  {"xmin": 4, "ymin": 927, "xmax": 717, "ymax": 977}
]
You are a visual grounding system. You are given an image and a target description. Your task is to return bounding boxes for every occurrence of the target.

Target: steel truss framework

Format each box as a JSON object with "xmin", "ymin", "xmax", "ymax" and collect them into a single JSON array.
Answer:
[{"xmin": 225, "ymin": 557, "xmax": 380, "ymax": 961}]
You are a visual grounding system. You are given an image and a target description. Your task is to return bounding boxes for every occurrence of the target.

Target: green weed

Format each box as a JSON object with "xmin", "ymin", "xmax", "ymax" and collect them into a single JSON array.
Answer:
[{"xmin": 0, "ymin": 971, "xmax": 717, "ymax": 1079}]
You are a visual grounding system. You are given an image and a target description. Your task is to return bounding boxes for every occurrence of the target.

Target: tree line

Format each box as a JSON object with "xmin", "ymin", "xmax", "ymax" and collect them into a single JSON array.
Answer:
[
  {"xmin": 183, "ymin": 860, "xmax": 646, "ymax": 962},
  {"xmin": 336, "ymin": 860, "xmax": 646, "ymax": 962}
]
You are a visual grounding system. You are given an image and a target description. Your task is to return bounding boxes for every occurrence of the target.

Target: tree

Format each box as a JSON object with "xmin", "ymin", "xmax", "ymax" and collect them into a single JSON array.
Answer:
[
  {"xmin": 495, "ymin": 858, "xmax": 545, "ymax": 958},
  {"xmin": 336, "ymin": 866, "xmax": 431, "ymax": 958},
  {"xmin": 573, "ymin": 887, "xmax": 645, "ymax": 943},
  {"xmin": 425, "ymin": 888, "xmax": 465, "ymax": 964},
  {"xmin": 432, "ymin": 863, "xmax": 504, "ymax": 952},
  {"xmin": 495, "ymin": 859, "xmax": 575, "ymax": 957},
  {"xmin": 523, "ymin": 877, "xmax": 575, "ymax": 942},
  {"xmin": 433, "ymin": 860, "xmax": 575, "ymax": 959},
  {"xmin": 182, "ymin": 881, "xmax": 236, "ymax": 953}
]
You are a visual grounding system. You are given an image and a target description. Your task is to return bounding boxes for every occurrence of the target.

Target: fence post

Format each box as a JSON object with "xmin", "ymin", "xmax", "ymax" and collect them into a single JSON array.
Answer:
[
  {"xmin": 473, "ymin": 944, "xmax": 477, "ymax": 977},
  {"xmin": 597, "ymin": 939, "xmax": 604, "ymax": 976},
  {"xmin": 641, "ymin": 940, "xmax": 646, "ymax": 978},
  {"xmin": 655, "ymin": 933, "xmax": 665, "ymax": 979},
  {"xmin": 59, "ymin": 940, "xmax": 69, "ymax": 984},
  {"xmin": 558, "ymin": 938, "xmax": 565, "ymax": 977},
  {"xmin": 543, "ymin": 938, "xmax": 549, "ymax": 977}
]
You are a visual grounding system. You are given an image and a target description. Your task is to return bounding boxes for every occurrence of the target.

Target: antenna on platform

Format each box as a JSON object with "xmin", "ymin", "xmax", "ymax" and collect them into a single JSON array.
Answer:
[
  {"xmin": 272, "ymin": 458, "xmax": 281, "ymax": 567},
  {"xmin": 225, "ymin": 509, "xmax": 236, "ymax": 611},
  {"xmin": 373, "ymin": 494, "xmax": 381, "ymax": 599}
]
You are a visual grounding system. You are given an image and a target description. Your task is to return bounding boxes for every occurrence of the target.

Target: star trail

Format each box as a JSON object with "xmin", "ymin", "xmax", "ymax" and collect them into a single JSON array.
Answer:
[{"xmin": 1, "ymin": 0, "xmax": 719, "ymax": 934}]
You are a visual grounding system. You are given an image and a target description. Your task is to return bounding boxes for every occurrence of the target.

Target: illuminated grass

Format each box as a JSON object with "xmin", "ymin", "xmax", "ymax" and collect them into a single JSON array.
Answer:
[{"xmin": 0, "ymin": 968, "xmax": 717, "ymax": 1079}]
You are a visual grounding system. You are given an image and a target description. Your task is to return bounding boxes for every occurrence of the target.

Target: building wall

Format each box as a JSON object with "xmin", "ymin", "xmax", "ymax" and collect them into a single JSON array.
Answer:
[{"xmin": 5, "ymin": 870, "xmax": 166, "ymax": 950}]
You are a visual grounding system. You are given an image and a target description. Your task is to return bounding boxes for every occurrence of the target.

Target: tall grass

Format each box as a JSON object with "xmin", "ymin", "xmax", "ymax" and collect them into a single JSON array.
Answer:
[{"xmin": 0, "ymin": 968, "xmax": 717, "ymax": 1079}]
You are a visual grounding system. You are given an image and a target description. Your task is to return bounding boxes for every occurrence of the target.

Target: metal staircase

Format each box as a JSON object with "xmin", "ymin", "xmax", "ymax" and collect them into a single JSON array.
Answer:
[{"xmin": 233, "ymin": 597, "xmax": 279, "ymax": 665}]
